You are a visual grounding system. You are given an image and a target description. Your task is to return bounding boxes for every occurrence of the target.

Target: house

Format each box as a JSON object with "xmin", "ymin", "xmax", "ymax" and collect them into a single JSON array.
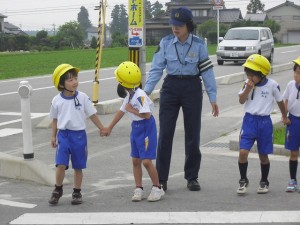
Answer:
[
  {"xmin": 146, "ymin": 0, "xmax": 216, "ymax": 45},
  {"xmin": 266, "ymin": 0, "xmax": 300, "ymax": 44},
  {"xmin": 244, "ymin": 13, "xmax": 268, "ymax": 22},
  {"xmin": 0, "ymin": 13, "xmax": 7, "ymax": 33},
  {"xmin": 86, "ymin": 26, "xmax": 98, "ymax": 41},
  {"xmin": 213, "ymin": 8, "xmax": 243, "ymax": 25},
  {"xmin": 145, "ymin": 0, "xmax": 242, "ymax": 45},
  {"xmin": 0, "ymin": 13, "xmax": 27, "ymax": 35}
]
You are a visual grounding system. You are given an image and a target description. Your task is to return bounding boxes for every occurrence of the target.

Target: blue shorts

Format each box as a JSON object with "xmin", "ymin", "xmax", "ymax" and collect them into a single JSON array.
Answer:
[
  {"xmin": 130, "ymin": 116, "xmax": 157, "ymax": 160},
  {"xmin": 285, "ymin": 114, "xmax": 300, "ymax": 151},
  {"xmin": 239, "ymin": 113, "xmax": 273, "ymax": 154},
  {"xmin": 56, "ymin": 129, "xmax": 87, "ymax": 169}
]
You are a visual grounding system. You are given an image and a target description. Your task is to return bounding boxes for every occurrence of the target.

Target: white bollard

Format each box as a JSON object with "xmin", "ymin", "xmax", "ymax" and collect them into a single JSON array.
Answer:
[{"xmin": 18, "ymin": 81, "xmax": 34, "ymax": 159}]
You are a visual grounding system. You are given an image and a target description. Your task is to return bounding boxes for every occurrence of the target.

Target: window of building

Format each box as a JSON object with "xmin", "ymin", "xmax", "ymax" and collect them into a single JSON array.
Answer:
[
  {"xmin": 293, "ymin": 16, "xmax": 300, "ymax": 20},
  {"xmin": 192, "ymin": 9, "xmax": 208, "ymax": 17},
  {"xmin": 272, "ymin": 16, "xmax": 281, "ymax": 21}
]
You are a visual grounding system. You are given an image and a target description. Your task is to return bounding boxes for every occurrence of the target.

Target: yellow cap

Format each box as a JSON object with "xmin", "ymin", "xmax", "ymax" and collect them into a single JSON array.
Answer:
[
  {"xmin": 114, "ymin": 61, "xmax": 141, "ymax": 89},
  {"xmin": 243, "ymin": 54, "xmax": 271, "ymax": 76},
  {"xmin": 52, "ymin": 64, "xmax": 79, "ymax": 90}
]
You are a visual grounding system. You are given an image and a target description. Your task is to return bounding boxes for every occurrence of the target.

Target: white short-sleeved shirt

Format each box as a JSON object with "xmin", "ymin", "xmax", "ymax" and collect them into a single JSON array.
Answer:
[
  {"xmin": 283, "ymin": 80, "xmax": 300, "ymax": 117},
  {"xmin": 50, "ymin": 91, "xmax": 97, "ymax": 130},
  {"xmin": 239, "ymin": 78, "xmax": 283, "ymax": 116},
  {"xmin": 120, "ymin": 88, "xmax": 154, "ymax": 121}
]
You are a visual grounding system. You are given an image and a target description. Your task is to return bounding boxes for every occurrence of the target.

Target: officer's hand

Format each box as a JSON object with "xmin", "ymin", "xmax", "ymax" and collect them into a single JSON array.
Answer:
[{"xmin": 211, "ymin": 102, "xmax": 219, "ymax": 117}]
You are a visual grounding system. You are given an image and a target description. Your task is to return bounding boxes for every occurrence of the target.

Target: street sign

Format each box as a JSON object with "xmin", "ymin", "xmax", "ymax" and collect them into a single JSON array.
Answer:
[
  {"xmin": 212, "ymin": 0, "xmax": 224, "ymax": 6},
  {"xmin": 213, "ymin": 6, "xmax": 224, "ymax": 10},
  {"xmin": 128, "ymin": 0, "xmax": 143, "ymax": 47}
]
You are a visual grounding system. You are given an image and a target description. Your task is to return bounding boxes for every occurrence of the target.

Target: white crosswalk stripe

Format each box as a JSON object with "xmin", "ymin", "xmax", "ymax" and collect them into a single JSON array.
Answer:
[{"xmin": 10, "ymin": 211, "xmax": 300, "ymax": 224}]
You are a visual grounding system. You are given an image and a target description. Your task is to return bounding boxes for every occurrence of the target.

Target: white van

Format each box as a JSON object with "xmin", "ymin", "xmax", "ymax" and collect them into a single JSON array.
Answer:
[{"xmin": 216, "ymin": 27, "xmax": 274, "ymax": 65}]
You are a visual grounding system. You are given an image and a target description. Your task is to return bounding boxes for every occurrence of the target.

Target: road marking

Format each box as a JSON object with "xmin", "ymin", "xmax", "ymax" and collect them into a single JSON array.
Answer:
[
  {"xmin": 0, "ymin": 199, "xmax": 36, "ymax": 209},
  {"xmin": 0, "ymin": 112, "xmax": 48, "ymax": 127},
  {"xmin": 0, "ymin": 128, "xmax": 23, "ymax": 137},
  {"xmin": 0, "ymin": 77, "xmax": 115, "ymax": 97},
  {"xmin": 9, "ymin": 211, "xmax": 300, "ymax": 224}
]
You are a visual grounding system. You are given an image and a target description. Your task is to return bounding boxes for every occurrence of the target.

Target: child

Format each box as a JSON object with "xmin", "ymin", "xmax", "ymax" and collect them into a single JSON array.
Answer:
[
  {"xmin": 283, "ymin": 57, "xmax": 300, "ymax": 192},
  {"xmin": 102, "ymin": 61, "xmax": 164, "ymax": 202},
  {"xmin": 237, "ymin": 54, "xmax": 288, "ymax": 195},
  {"xmin": 48, "ymin": 63, "xmax": 105, "ymax": 205}
]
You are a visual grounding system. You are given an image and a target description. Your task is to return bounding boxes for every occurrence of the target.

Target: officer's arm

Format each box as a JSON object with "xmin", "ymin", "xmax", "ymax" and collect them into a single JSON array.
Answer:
[{"xmin": 144, "ymin": 40, "xmax": 166, "ymax": 95}]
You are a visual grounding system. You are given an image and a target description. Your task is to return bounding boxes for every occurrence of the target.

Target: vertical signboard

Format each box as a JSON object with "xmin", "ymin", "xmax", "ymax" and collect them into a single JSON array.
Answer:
[{"xmin": 128, "ymin": 0, "xmax": 144, "ymax": 47}]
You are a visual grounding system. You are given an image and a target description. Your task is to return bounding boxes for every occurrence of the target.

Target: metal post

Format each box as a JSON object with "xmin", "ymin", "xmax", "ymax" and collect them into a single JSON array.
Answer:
[
  {"xmin": 217, "ymin": 8, "xmax": 220, "ymax": 44},
  {"xmin": 140, "ymin": 0, "xmax": 146, "ymax": 87},
  {"xmin": 18, "ymin": 81, "xmax": 34, "ymax": 159}
]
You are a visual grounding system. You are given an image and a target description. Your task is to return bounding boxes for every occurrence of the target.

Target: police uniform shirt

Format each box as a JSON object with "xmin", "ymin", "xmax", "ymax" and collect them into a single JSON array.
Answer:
[
  {"xmin": 50, "ymin": 91, "xmax": 97, "ymax": 130},
  {"xmin": 120, "ymin": 88, "xmax": 154, "ymax": 121},
  {"xmin": 144, "ymin": 33, "xmax": 217, "ymax": 103},
  {"xmin": 283, "ymin": 80, "xmax": 300, "ymax": 116},
  {"xmin": 239, "ymin": 78, "xmax": 283, "ymax": 116}
]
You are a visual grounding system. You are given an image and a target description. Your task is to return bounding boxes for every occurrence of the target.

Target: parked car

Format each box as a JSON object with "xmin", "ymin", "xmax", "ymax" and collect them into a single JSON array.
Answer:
[{"xmin": 216, "ymin": 27, "xmax": 274, "ymax": 65}]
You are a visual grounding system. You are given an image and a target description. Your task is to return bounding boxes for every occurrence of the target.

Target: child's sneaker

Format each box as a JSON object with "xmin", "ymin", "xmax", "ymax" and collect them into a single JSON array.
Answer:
[
  {"xmin": 71, "ymin": 192, "xmax": 82, "ymax": 205},
  {"xmin": 237, "ymin": 179, "xmax": 249, "ymax": 195},
  {"xmin": 257, "ymin": 181, "xmax": 269, "ymax": 194},
  {"xmin": 131, "ymin": 188, "xmax": 143, "ymax": 202},
  {"xmin": 147, "ymin": 186, "xmax": 165, "ymax": 202},
  {"xmin": 48, "ymin": 189, "xmax": 63, "ymax": 205},
  {"xmin": 286, "ymin": 179, "xmax": 298, "ymax": 192}
]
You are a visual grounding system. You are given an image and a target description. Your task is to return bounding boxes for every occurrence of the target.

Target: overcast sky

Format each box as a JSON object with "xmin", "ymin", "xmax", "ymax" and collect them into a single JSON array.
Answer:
[{"xmin": 1, "ymin": 0, "xmax": 300, "ymax": 31}]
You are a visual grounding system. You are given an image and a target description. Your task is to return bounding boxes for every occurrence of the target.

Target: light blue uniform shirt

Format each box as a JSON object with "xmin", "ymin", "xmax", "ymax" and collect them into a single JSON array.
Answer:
[{"xmin": 144, "ymin": 33, "xmax": 217, "ymax": 103}]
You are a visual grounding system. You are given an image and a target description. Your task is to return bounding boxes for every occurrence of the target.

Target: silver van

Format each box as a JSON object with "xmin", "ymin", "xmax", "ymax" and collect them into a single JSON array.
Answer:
[{"xmin": 216, "ymin": 27, "xmax": 274, "ymax": 65}]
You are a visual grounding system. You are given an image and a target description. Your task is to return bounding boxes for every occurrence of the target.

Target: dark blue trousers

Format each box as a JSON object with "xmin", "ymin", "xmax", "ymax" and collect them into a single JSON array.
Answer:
[{"xmin": 156, "ymin": 76, "xmax": 203, "ymax": 181}]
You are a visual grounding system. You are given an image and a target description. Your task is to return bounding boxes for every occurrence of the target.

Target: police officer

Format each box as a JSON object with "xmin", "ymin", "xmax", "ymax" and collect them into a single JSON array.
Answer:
[{"xmin": 144, "ymin": 7, "xmax": 219, "ymax": 192}]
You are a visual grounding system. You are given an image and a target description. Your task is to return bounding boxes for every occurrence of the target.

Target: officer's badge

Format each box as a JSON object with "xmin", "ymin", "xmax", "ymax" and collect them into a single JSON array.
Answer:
[{"xmin": 175, "ymin": 12, "xmax": 180, "ymax": 18}]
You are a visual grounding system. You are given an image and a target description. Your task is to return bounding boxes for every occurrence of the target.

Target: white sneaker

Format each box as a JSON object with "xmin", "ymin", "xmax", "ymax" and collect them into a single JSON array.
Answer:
[
  {"xmin": 257, "ymin": 181, "xmax": 269, "ymax": 194},
  {"xmin": 131, "ymin": 188, "xmax": 143, "ymax": 202},
  {"xmin": 237, "ymin": 179, "xmax": 249, "ymax": 195},
  {"xmin": 147, "ymin": 186, "xmax": 165, "ymax": 202},
  {"xmin": 286, "ymin": 179, "xmax": 298, "ymax": 192}
]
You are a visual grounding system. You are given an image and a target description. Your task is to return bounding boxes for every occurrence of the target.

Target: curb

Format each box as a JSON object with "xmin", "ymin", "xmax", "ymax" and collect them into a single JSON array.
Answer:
[
  {"xmin": 217, "ymin": 62, "xmax": 293, "ymax": 85},
  {"xmin": 229, "ymin": 116, "xmax": 288, "ymax": 157},
  {"xmin": 0, "ymin": 152, "xmax": 70, "ymax": 186}
]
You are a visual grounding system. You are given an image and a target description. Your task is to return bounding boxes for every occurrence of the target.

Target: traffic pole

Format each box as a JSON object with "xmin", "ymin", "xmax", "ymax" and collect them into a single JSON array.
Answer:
[{"xmin": 18, "ymin": 81, "xmax": 34, "ymax": 159}]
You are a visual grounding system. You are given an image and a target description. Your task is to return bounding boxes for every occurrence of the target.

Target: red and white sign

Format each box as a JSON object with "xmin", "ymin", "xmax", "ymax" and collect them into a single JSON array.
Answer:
[{"xmin": 212, "ymin": 0, "xmax": 224, "ymax": 6}]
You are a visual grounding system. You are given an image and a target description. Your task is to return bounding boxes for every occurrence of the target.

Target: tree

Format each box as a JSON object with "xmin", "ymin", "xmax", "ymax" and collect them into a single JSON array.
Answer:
[
  {"xmin": 247, "ymin": 0, "xmax": 265, "ymax": 13},
  {"xmin": 145, "ymin": 1, "xmax": 153, "ymax": 20},
  {"xmin": 56, "ymin": 21, "xmax": 85, "ymax": 48},
  {"xmin": 151, "ymin": 1, "xmax": 165, "ymax": 19},
  {"xmin": 78, "ymin": 6, "xmax": 92, "ymax": 38},
  {"xmin": 110, "ymin": 4, "xmax": 128, "ymax": 35},
  {"xmin": 263, "ymin": 19, "xmax": 281, "ymax": 35},
  {"xmin": 90, "ymin": 36, "xmax": 97, "ymax": 48},
  {"xmin": 197, "ymin": 20, "xmax": 229, "ymax": 43}
]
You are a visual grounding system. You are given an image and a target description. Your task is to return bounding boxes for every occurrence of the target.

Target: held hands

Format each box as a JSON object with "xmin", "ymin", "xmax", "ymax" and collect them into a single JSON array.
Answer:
[
  {"xmin": 282, "ymin": 116, "xmax": 291, "ymax": 126},
  {"xmin": 100, "ymin": 127, "xmax": 111, "ymax": 137}
]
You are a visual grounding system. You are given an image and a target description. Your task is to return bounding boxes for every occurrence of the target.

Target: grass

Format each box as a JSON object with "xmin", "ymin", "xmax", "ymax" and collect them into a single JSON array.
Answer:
[
  {"xmin": 0, "ymin": 45, "xmax": 217, "ymax": 80},
  {"xmin": 273, "ymin": 126, "xmax": 285, "ymax": 145}
]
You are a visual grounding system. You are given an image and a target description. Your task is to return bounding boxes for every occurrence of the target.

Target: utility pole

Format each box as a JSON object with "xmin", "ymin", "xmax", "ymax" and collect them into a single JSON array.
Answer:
[{"xmin": 52, "ymin": 24, "xmax": 56, "ymax": 36}]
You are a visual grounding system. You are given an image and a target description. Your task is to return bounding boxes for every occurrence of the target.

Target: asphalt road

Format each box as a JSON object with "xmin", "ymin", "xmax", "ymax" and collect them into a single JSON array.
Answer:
[{"xmin": 1, "ymin": 45, "xmax": 300, "ymax": 225}]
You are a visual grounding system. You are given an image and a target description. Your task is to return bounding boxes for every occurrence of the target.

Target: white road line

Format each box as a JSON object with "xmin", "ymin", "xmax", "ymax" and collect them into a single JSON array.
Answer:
[
  {"xmin": 0, "ymin": 112, "xmax": 48, "ymax": 127},
  {"xmin": 0, "ymin": 128, "xmax": 23, "ymax": 137},
  {"xmin": 281, "ymin": 50, "xmax": 297, "ymax": 54},
  {"xmin": 0, "ymin": 77, "xmax": 115, "ymax": 96},
  {"xmin": 9, "ymin": 211, "xmax": 300, "ymax": 224},
  {"xmin": 0, "ymin": 199, "xmax": 36, "ymax": 209}
]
